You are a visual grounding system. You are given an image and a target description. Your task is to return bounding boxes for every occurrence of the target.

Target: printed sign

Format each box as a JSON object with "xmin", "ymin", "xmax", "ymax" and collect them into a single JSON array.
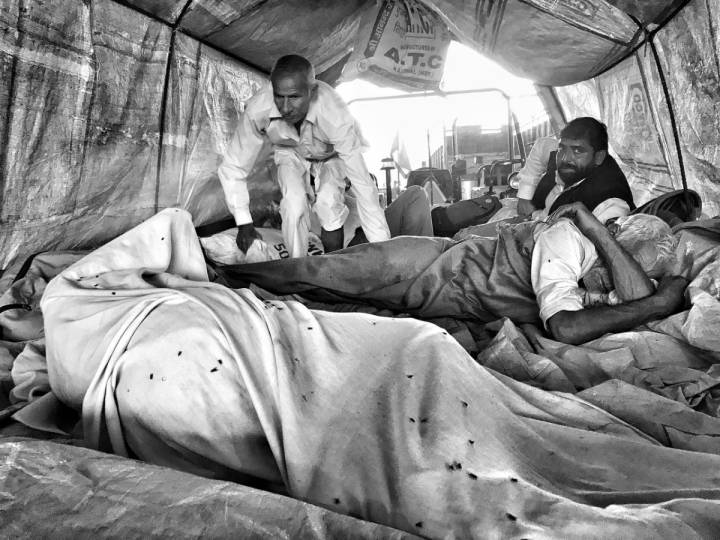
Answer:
[{"xmin": 341, "ymin": 0, "xmax": 451, "ymax": 91}]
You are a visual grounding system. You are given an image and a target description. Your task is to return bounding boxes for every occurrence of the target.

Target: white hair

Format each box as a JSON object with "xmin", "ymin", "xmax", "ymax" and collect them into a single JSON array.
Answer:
[{"xmin": 614, "ymin": 214, "xmax": 677, "ymax": 278}]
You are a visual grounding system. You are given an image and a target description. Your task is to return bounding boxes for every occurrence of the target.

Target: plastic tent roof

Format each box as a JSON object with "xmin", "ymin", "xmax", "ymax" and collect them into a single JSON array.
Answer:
[{"xmin": 120, "ymin": 0, "xmax": 686, "ymax": 85}]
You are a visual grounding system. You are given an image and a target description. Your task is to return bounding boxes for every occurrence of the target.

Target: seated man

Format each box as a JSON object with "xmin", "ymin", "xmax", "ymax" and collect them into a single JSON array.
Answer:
[
  {"xmin": 516, "ymin": 117, "xmax": 635, "ymax": 223},
  {"xmin": 218, "ymin": 203, "xmax": 687, "ymax": 344},
  {"xmin": 218, "ymin": 54, "xmax": 390, "ymax": 257},
  {"xmin": 391, "ymin": 117, "xmax": 633, "ymax": 240}
]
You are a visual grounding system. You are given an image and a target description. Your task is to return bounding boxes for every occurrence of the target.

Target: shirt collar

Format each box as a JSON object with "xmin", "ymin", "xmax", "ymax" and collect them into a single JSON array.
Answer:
[{"xmin": 304, "ymin": 96, "xmax": 319, "ymax": 125}]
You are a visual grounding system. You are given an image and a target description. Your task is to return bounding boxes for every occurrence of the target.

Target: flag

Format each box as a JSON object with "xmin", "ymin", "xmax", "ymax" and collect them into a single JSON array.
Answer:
[{"xmin": 390, "ymin": 131, "xmax": 412, "ymax": 178}]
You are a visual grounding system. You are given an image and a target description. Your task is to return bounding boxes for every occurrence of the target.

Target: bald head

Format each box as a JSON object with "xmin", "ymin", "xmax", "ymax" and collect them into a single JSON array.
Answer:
[{"xmin": 614, "ymin": 214, "xmax": 677, "ymax": 278}]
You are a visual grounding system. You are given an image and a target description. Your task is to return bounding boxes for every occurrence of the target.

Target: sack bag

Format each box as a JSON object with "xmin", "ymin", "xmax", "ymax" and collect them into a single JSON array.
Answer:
[
  {"xmin": 341, "ymin": 0, "xmax": 451, "ymax": 91},
  {"xmin": 431, "ymin": 195, "xmax": 502, "ymax": 237},
  {"xmin": 630, "ymin": 189, "xmax": 702, "ymax": 226}
]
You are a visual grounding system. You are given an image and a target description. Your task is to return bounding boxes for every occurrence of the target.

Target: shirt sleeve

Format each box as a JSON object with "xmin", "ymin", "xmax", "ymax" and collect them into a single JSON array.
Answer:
[
  {"xmin": 328, "ymin": 115, "xmax": 390, "ymax": 242},
  {"xmin": 517, "ymin": 137, "xmax": 557, "ymax": 200},
  {"xmin": 531, "ymin": 220, "xmax": 597, "ymax": 327},
  {"xmin": 217, "ymin": 102, "xmax": 267, "ymax": 226},
  {"xmin": 592, "ymin": 198, "xmax": 631, "ymax": 224}
]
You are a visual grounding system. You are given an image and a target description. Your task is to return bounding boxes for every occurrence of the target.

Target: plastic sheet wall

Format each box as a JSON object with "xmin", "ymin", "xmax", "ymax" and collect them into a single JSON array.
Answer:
[
  {"xmin": 555, "ymin": 0, "xmax": 719, "ymax": 216},
  {"xmin": 0, "ymin": 0, "xmax": 269, "ymax": 271}
]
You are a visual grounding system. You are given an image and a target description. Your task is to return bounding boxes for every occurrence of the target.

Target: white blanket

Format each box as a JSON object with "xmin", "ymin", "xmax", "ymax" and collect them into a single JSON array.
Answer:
[{"xmin": 41, "ymin": 209, "xmax": 720, "ymax": 538}]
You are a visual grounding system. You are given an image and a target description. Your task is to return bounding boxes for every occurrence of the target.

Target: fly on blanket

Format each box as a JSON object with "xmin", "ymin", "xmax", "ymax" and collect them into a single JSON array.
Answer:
[{"xmin": 20, "ymin": 208, "xmax": 720, "ymax": 538}]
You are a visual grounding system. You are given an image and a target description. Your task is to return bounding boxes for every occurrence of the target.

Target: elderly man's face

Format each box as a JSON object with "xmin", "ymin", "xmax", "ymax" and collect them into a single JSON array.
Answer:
[
  {"xmin": 556, "ymin": 137, "xmax": 605, "ymax": 185},
  {"xmin": 271, "ymin": 72, "xmax": 315, "ymax": 126}
]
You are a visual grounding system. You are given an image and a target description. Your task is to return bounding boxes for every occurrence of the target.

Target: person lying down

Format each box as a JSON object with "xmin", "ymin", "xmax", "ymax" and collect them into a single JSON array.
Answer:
[
  {"xmin": 40, "ymin": 209, "xmax": 720, "ymax": 538},
  {"xmin": 217, "ymin": 202, "xmax": 689, "ymax": 345}
]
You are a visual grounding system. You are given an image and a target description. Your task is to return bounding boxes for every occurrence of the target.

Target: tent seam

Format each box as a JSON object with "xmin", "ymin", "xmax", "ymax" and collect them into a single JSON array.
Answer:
[
  {"xmin": 589, "ymin": 0, "xmax": 694, "ymax": 81},
  {"xmin": 0, "ymin": 3, "xmax": 23, "ymax": 222},
  {"xmin": 633, "ymin": 49, "xmax": 673, "ymax": 175},
  {"xmin": 704, "ymin": 0, "xmax": 720, "ymax": 80},
  {"xmin": 648, "ymin": 39, "xmax": 688, "ymax": 192},
  {"xmin": 515, "ymin": 0, "xmax": 634, "ymax": 46},
  {"xmin": 154, "ymin": 0, "xmax": 194, "ymax": 213},
  {"xmin": 74, "ymin": 2, "xmax": 99, "ymax": 218}
]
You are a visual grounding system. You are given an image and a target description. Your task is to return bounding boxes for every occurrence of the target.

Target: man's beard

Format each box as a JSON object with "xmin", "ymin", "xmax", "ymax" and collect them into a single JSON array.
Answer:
[{"xmin": 557, "ymin": 163, "xmax": 591, "ymax": 185}]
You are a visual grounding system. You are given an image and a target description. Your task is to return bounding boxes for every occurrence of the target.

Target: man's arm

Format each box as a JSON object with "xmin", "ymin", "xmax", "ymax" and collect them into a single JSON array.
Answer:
[
  {"xmin": 547, "ymin": 276, "xmax": 687, "ymax": 345},
  {"xmin": 217, "ymin": 104, "xmax": 267, "ymax": 252},
  {"xmin": 540, "ymin": 202, "xmax": 686, "ymax": 344},
  {"xmin": 548, "ymin": 202, "xmax": 654, "ymax": 301},
  {"xmin": 330, "ymin": 120, "xmax": 390, "ymax": 242},
  {"xmin": 516, "ymin": 137, "xmax": 556, "ymax": 217}
]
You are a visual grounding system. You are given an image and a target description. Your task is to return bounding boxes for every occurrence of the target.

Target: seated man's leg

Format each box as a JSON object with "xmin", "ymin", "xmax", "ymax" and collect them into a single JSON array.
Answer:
[
  {"xmin": 385, "ymin": 185, "xmax": 433, "ymax": 237},
  {"xmin": 348, "ymin": 186, "xmax": 433, "ymax": 246},
  {"xmin": 275, "ymin": 150, "xmax": 312, "ymax": 258},
  {"xmin": 313, "ymin": 158, "xmax": 350, "ymax": 252}
]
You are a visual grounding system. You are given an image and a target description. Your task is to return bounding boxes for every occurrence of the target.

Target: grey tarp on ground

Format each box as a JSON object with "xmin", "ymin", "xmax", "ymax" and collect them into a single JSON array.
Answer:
[{"xmin": 0, "ymin": 438, "xmax": 417, "ymax": 540}]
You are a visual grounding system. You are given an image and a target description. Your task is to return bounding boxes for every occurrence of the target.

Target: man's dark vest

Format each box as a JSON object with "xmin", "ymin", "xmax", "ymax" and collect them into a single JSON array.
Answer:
[{"xmin": 531, "ymin": 151, "xmax": 635, "ymax": 214}]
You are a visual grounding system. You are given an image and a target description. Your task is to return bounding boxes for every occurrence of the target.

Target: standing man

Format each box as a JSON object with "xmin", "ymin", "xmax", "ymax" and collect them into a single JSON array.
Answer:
[
  {"xmin": 516, "ymin": 117, "xmax": 635, "ymax": 224},
  {"xmin": 218, "ymin": 54, "xmax": 390, "ymax": 258}
]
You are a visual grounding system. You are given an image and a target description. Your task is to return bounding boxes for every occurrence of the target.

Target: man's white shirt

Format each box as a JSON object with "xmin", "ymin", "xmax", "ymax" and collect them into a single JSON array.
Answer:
[
  {"xmin": 532, "ymin": 220, "xmax": 623, "ymax": 327},
  {"xmin": 217, "ymin": 80, "xmax": 390, "ymax": 241}
]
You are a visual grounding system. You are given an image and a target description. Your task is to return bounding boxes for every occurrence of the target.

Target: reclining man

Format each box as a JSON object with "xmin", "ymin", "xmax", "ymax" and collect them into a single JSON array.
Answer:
[
  {"xmin": 515, "ymin": 116, "xmax": 635, "ymax": 223},
  {"xmin": 218, "ymin": 54, "xmax": 390, "ymax": 258},
  {"xmin": 218, "ymin": 202, "xmax": 688, "ymax": 345}
]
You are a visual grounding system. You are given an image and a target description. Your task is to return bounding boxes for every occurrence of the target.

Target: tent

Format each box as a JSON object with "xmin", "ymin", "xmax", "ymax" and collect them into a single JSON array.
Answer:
[
  {"xmin": 1, "ymin": 0, "xmax": 720, "ymax": 537},
  {"xmin": 1, "ymin": 0, "xmax": 718, "ymax": 274}
]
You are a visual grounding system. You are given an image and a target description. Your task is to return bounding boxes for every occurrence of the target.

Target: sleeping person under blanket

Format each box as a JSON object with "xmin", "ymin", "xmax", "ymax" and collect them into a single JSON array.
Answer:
[
  {"xmin": 218, "ymin": 202, "xmax": 690, "ymax": 345},
  {"xmin": 39, "ymin": 208, "xmax": 720, "ymax": 538}
]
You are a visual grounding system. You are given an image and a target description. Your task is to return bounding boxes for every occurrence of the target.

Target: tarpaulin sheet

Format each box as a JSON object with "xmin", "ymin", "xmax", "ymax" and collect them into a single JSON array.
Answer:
[
  {"xmin": 158, "ymin": 32, "xmax": 270, "ymax": 225},
  {"xmin": 0, "ymin": 0, "xmax": 167, "ymax": 268},
  {"xmin": 554, "ymin": 0, "xmax": 720, "ymax": 217},
  {"xmin": 652, "ymin": 0, "xmax": 720, "ymax": 217},
  {"xmin": 0, "ymin": 438, "xmax": 417, "ymax": 539},
  {"xmin": 177, "ymin": 0, "xmax": 367, "ymax": 76},
  {"xmin": 0, "ymin": 0, "xmax": 273, "ymax": 271},
  {"xmin": 427, "ymin": 0, "xmax": 639, "ymax": 86}
]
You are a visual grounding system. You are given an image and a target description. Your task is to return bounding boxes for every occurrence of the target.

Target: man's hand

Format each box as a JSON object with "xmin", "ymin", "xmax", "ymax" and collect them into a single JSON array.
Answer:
[
  {"xmin": 236, "ymin": 223, "xmax": 262, "ymax": 254},
  {"xmin": 653, "ymin": 275, "xmax": 689, "ymax": 316},
  {"xmin": 517, "ymin": 198, "xmax": 536, "ymax": 218},
  {"xmin": 546, "ymin": 202, "xmax": 603, "ymax": 235}
]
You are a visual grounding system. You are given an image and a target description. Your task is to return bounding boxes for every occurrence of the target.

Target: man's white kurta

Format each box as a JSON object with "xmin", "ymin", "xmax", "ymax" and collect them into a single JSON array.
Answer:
[{"xmin": 218, "ymin": 80, "xmax": 390, "ymax": 257}]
